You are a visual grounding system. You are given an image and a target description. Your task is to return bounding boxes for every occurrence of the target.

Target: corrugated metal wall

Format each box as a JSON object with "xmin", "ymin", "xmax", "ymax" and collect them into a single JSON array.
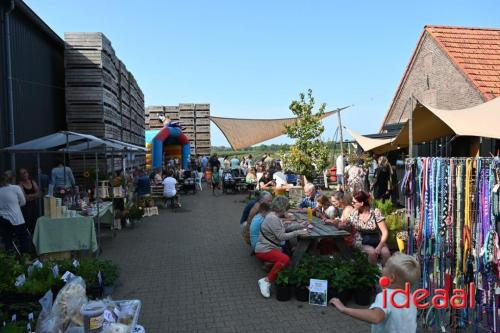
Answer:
[{"xmin": 0, "ymin": 1, "xmax": 66, "ymax": 172}]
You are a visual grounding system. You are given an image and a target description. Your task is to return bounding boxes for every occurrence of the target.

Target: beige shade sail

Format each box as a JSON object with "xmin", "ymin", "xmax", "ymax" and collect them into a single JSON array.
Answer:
[
  {"xmin": 210, "ymin": 108, "xmax": 345, "ymax": 150},
  {"xmin": 347, "ymin": 129, "xmax": 395, "ymax": 154},
  {"xmin": 393, "ymin": 97, "xmax": 500, "ymax": 147}
]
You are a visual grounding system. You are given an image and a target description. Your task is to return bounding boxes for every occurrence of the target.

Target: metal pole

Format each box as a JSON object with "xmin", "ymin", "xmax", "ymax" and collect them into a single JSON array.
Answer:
[
  {"xmin": 409, "ymin": 96, "xmax": 414, "ymax": 158},
  {"xmin": 5, "ymin": 0, "xmax": 16, "ymax": 171},
  {"xmin": 95, "ymin": 152, "xmax": 100, "ymax": 255},
  {"xmin": 37, "ymin": 153, "xmax": 42, "ymax": 217},
  {"xmin": 337, "ymin": 111, "xmax": 344, "ymax": 157}
]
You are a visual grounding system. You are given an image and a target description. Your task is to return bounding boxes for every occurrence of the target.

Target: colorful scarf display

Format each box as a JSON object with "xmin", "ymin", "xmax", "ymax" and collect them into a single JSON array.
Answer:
[{"xmin": 403, "ymin": 157, "xmax": 500, "ymax": 331}]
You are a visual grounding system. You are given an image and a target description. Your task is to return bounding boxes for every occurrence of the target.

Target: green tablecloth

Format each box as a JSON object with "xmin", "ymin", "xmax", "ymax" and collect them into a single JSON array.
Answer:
[{"xmin": 33, "ymin": 203, "xmax": 113, "ymax": 255}]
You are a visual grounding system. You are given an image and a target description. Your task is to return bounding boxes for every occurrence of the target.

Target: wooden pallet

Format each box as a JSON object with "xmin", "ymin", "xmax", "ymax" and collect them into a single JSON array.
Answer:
[
  {"xmin": 182, "ymin": 125, "xmax": 195, "ymax": 133},
  {"xmin": 195, "ymin": 104, "xmax": 210, "ymax": 110},
  {"xmin": 164, "ymin": 105, "xmax": 179, "ymax": 112},
  {"xmin": 66, "ymin": 86, "xmax": 119, "ymax": 109},
  {"xmin": 195, "ymin": 132, "xmax": 210, "ymax": 141},
  {"xmin": 67, "ymin": 121, "xmax": 120, "ymax": 140},
  {"xmin": 179, "ymin": 118, "xmax": 194, "ymax": 125},
  {"xmin": 195, "ymin": 125, "xmax": 210, "ymax": 133},
  {"xmin": 179, "ymin": 103, "xmax": 195, "ymax": 110},
  {"xmin": 66, "ymin": 68, "xmax": 118, "ymax": 92},
  {"xmin": 195, "ymin": 140, "xmax": 210, "ymax": 148},
  {"xmin": 64, "ymin": 32, "xmax": 115, "ymax": 57},
  {"xmin": 65, "ymin": 49, "xmax": 118, "ymax": 79},
  {"xmin": 179, "ymin": 110, "xmax": 194, "ymax": 118},
  {"xmin": 196, "ymin": 147, "xmax": 211, "ymax": 155},
  {"xmin": 195, "ymin": 118, "xmax": 210, "ymax": 126},
  {"xmin": 195, "ymin": 110, "xmax": 210, "ymax": 118}
]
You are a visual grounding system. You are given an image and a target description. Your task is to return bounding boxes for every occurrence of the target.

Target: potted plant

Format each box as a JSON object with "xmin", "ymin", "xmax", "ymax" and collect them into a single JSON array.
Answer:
[
  {"xmin": 351, "ymin": 251, "xmax": 380, "ymax": 306},
  {"xmin": 275, "ymin": 267, "xmax": 292, "ymax": 301},
  {"xmin": 328, "ymin": 265, "xmax": 353, "ymax": 304},
  {"xmin": 292, "ymin": 267, "xmax": 310, "ymax": 302}
]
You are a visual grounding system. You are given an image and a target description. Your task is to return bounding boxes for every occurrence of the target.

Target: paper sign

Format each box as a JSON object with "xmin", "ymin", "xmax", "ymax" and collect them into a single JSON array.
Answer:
[
  {"xmin": 97, "ymin": 271, "xmax": 103, "ymax": 287},
  {"xmin": 103, "ymin": 310, "xmax": 116, "ymax": 323},
  {"xmin": 309, "ymin": 279, "xmax": 328, "ymax": 307},
  {"xmin": 33, "ymin": 260, "xmax": 43, "ymax": 269},
  {"xmin": 28, "ymin": 313, "xmax": 34, "ymax": 322},
  {"xmin": 15, "ymin": 274, "xmax": 26, "ymax": 288},
  {"xmin": 11, "ymin": 314, "xmax": 16, "ymax": 322},
  {"xmin": 72, "ymin": 259, "xmax": 80, "ymax": 268},
  {"xmin": 27, "ymin": 323, "xmax": 32, "ymax": 332},
  {"xmin": 493, "ymin": 184, "xmax": 500, "ymax": 193},
  {"xmin": 61, "ymin": 271, "xmax": 75, "ymax": 283}
]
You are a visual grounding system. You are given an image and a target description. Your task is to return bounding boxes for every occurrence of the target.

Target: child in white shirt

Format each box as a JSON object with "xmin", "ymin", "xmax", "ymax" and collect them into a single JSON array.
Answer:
[{"xmin": 330, "ymin": 253, "xmax": 420, "ymax": 333}]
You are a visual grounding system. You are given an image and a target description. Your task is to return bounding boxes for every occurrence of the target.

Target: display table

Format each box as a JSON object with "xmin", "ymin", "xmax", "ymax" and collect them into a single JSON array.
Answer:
[{"xmin": 33, "ymin": 203, "xmax": 113, "ymax": 255}]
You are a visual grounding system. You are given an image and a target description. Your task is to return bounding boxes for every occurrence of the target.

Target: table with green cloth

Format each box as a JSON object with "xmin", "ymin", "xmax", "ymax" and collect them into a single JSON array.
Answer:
[{"xmin": 33, "ymin": 203, "xmax": 113, "ymax": 255}]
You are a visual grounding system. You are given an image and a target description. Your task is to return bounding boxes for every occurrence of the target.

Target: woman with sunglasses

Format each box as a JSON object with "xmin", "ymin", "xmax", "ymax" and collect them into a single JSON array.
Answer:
[{"xmin": 345, "ymin": 191, "xmax": 390, "ymax": 265}]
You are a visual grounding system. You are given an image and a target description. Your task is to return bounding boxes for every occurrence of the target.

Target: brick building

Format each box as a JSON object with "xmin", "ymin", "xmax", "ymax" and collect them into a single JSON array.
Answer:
[{"xmin": 380, "ymin": 25, "xmax": 500, "ymax": 156}]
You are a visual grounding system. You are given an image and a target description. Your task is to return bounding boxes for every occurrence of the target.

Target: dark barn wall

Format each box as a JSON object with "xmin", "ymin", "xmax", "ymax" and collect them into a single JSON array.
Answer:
[{"xmin": 1, "ymin": 0, "xmax": 66, "ymax": 173}]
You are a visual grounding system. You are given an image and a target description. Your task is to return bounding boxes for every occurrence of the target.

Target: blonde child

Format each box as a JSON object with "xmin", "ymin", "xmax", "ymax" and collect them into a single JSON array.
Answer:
[{"xmin": 330, "ymin": 253, "xmax": 420, "ymax": 333}]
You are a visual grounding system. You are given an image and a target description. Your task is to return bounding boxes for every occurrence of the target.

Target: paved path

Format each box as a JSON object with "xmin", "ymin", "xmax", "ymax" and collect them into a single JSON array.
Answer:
[{"xmin": 101, "ymin": 187, "xmax": 370, "ymax": 333}]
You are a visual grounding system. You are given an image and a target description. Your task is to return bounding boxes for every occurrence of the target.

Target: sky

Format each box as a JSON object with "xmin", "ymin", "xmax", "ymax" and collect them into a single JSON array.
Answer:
[{"xmin": 25, "ymin": 0, "xmax": 500, "ymax": 147}]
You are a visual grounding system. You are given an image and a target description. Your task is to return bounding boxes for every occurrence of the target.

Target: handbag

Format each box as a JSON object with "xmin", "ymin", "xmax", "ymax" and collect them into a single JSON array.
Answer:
[{"xmin": 361, "ymin": 233, "xmax": 380, "ymax": 247}]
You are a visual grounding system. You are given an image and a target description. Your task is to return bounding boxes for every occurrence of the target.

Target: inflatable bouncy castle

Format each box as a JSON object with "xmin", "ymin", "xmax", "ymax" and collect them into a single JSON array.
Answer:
[{"xmin": 145, "ymin": 119, "xmax": 190, "ymax": 170}]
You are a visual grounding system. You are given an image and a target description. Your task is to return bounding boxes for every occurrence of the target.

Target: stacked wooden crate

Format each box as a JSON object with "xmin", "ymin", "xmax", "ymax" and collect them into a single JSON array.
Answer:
[
  {"xmin": 65, "ymin": 32, "xmax": 145, "ymax": 174},
  {"xmin": 144, "ymin": 103, "xmax": 210, "ymax": 156},
  {"xmin": 194, "ymin": 104, "xmax": 211, "ymax": 156},
  {"xmin": 65, "ymin": 32, "xmax": 121, "ymax": 139}
]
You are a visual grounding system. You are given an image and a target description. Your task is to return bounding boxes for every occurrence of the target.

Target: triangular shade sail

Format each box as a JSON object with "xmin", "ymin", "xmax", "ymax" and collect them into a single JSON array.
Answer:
[
  {"xmin": 210, "ymin": 109, "xmax": 345, "ymax": 150},
  {"xmin": 347, "ymin": 129, "xmax": 395, "ymax": 154}
]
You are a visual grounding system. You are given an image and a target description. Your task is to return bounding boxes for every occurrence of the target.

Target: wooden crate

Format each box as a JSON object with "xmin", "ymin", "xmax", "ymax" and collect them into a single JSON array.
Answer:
[
  {"xmin": 179, "ymin": 103, "xmax": 195, "ymax": 110},
  {"xmin": 179, "ymin": 110, "xmax": 194, "ymax": 118},
  {"xmin": 146, "ymin": 106, "xmax": 164, "ymax": 114},
  {"xmin": 182, "ymin": 125, "xmax": 194, "ymax": 133},
  {"xmin": 67, "ymin": 121, "xmax": 119, "ymax": 139},
  {"xmin": 164, "ymin": 105, "xmax": 179, "ymax": 112},
  {"xmin": 65, "ymin": 49, "xmax": 118, "ymax": 79},
  {"xmin": 195, "ymin": 140, "xmax": 210, "ymax": 148},
  {"xmin": 195, "ymin": 104, "xmax": 210, "ymax": 110},
  {"xmin": 66, "ymin": 103, "xmax": 117, "ymax": 125},
  {"xmin": 185, "ymin": 132, "xmax": 196, "ymax": 141},
  {"xmin": 195, "ymin": 132, "xmax": 210, "ymax": 141},
  {"xmin": 65, "ymin": 68, "xmax": 118, "ymax": 94},
  {"xmin": 121, "ymin": 102, "xmax": 131, "ymax": 119},
  {"xmin": 196, "ymin": 147, "xmax": 211, "ymax": 155},
  {"xmin": 64, "ymin": 32, "xmax": 115, "ymax": 57},
  {"xmin": 195, "ymin": 110, "xmax": 210, "ymax": 118},
  {"xmin": 195, "ymin": 118, "xmax": 210, "ymax": 126},
  {"xmin": 179, "ymin": 118, "xmax": 194, "ymax": 125},
  {"xmin": 66, "ymin": 86, "xmax": 119, "ymax": 110},
  {"xmin": 165, "ymin": 112, "xmax": 179, "ymax": 120},
  {"xmin": 195, "ymin": 125, "xmax": 210, "ymax": 133}
]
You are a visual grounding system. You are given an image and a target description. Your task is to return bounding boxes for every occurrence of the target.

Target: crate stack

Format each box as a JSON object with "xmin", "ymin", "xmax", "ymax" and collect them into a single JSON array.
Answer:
[
  {"xmin": 194, "ymin": 104, "xmax": 211, "ymax": 156},
  {"xmin": 144, "ymin": 103, "xmax": 210, "ymax": 156},
  {"xmin": 64, "ymin": 32, "xmax": 145, "ymax": 174}
]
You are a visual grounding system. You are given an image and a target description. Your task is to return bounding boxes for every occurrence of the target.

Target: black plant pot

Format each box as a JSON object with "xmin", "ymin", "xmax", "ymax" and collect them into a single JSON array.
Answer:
[
  {"xmin": 276, "ymin": 284, "xmax": 292, "ymax": 302},
  {"xmin": 294, "ymin": 285, "xmax": 309, "ymax": 302},
  {"xmin": 87, "ymin": 285, "xmax": 103, "ymax": 299},
  {"xmin": 354, "ymin": 287, "xmax": 373, "ymax": 306},
  {"xmin": 328, "ymin": 288, "xmax": 352, "ymax": 304},
  {"xmin": 0, "ymin": 292, "xmax": 44, "ymax": 304}
]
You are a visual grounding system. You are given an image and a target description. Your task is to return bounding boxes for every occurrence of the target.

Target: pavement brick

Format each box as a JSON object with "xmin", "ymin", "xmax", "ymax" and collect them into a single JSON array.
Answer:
[{"xmin": 100, "ymin": 187, "xmax": 370, "ymax": 333}]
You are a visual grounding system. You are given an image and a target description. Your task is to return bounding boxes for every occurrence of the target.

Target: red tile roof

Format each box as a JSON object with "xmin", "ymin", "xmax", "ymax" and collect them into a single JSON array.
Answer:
[{"xmin": 426, "ymin": 25, "xmax": 500, "ymax": 101}]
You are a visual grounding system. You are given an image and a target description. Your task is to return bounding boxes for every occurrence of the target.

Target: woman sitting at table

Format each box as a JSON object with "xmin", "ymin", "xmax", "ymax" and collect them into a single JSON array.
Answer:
[
  {"xmin": 258, "ymin": 171, "xmax": 274, "ymax": 190},
  {"xmin": 344, "ymin": 191, "xmax": 390, "ymax": 265},
  {"xmin": 246, "ymin": 168, "xmax": 257, "ymax": 185},
  {"xmin": 249, "ymin": 201, "xmax": 271, "ymax": 251},
  {"xmin": 324, "ymin": 191, "xmax": 356, "ymax": 246},
  {"xmin": 255, "ymin": 196, "xmax": 308, "ymax": 298}
]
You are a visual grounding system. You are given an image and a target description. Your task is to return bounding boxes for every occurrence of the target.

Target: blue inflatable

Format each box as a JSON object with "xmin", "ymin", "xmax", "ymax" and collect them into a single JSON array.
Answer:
[{"xmin": 149, "ymin": 122, "xmax": 190, "ymax": 170}]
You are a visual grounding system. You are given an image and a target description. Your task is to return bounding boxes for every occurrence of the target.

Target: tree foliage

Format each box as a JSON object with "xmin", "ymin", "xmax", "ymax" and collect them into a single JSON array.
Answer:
[{"xmin": 281, "ymin": 89, "xmax": 329, "ymax": 179}]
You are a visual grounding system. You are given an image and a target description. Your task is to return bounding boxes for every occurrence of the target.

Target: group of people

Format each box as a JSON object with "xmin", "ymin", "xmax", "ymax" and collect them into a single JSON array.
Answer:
[
  {"xmin": 336, "ymin": 150, "xmax": 396, "ymax": 201},
  {"xmin": 239, "ymin": 184, "xmax": 393, "ymax": 297},
  {"xmin": 239, "ymin": 185, "xmax": 420, "ymax": 332},
  {"xmin": 0, "ymin": 160, "xmax": 77, "ymax": 254}
]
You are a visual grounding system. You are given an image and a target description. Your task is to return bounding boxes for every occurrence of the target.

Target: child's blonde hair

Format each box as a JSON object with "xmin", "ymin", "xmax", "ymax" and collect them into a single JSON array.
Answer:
[{"xmin": 384, "ymin": 253, "xmax": 420, "ymax": 287}]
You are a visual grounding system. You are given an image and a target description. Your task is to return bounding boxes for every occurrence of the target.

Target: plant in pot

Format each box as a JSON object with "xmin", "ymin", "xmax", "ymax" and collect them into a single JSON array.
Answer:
[
  {"xmin": 275, "ymin": 267, "xmax": 292, "ymax": 301},
  {"xmin": 351, "ymin": 252, "xmax": 380, "ymax": 306},
  {"xmin": 328, "ymin": 264, "xmax": 354, "ymax": 304},
  {"xmin": 0, "ymin": 252, "xmax": 24, "ymax": 302},
  {"xmin": 291, "ymin": 264, "xmax": 310, "ymax": 302},
  {"xmin": 97, "ymin": 259, "xmax": 119, "ymax": 296}
]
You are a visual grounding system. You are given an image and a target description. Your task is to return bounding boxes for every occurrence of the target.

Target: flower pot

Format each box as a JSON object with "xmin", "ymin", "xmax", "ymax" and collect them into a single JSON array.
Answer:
[
  {"xmin": 328, "ymin": 287, "xmax": 352, "ymax": 304},
  {"xmin": 294, "ymin": 285, "xmax": 309, "ymax": 302},
  {"xmin": 397, "ymin": 237, "xmax": 406, "ymax": 252},
  {"xmin": 354, "ymin": 287, "xmax": 373, "ymax": 306},
  {"xmin": 276, "ymin": 284, "xmax": 292, "ymax": 301}
]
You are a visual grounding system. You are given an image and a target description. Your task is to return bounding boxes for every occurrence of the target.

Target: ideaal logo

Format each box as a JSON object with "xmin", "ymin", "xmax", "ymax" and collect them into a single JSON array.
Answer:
[{"xmin": 379, "ymin": 276, "xmax": 475, "ymax": 309}]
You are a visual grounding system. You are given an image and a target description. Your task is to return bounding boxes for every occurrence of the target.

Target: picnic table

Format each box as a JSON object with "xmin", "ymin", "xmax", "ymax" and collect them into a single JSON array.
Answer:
[{"xmin": 289, "ymin": 212, "xmax": 351, "ymax": 268}]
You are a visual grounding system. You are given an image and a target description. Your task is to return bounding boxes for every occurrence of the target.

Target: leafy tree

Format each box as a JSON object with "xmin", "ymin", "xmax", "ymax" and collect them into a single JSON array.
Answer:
[{"xmin": 281, "ymin": 89, "xmax": 329, "ymax": 179}]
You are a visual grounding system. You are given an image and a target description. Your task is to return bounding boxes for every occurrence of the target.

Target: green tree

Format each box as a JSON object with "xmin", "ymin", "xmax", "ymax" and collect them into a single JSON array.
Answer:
[{"xmin": 281, "ymin": 89, "xmax": 329, "ymax": 180}]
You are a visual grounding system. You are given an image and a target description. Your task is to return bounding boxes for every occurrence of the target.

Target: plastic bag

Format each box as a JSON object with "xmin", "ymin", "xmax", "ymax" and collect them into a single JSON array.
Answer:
[
  {"xmin": 51, "ymin": 276, "xmax": 88, "ymax": 331},
  {"xmin": 36, "ymin": 289, "xmax": 58, "ymax": 333}
]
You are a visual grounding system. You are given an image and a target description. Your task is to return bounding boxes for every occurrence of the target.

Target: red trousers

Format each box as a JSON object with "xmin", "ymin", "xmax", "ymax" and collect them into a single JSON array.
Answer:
[{"xmin": 255, "ymin": 249, "xmax": 290, "ymax": 282}]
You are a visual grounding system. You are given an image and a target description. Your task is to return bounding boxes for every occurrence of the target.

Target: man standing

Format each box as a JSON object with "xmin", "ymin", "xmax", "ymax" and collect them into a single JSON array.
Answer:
[{"xmin": 336, "ymin": 149, "xmax": 347, "ymax": 190}]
